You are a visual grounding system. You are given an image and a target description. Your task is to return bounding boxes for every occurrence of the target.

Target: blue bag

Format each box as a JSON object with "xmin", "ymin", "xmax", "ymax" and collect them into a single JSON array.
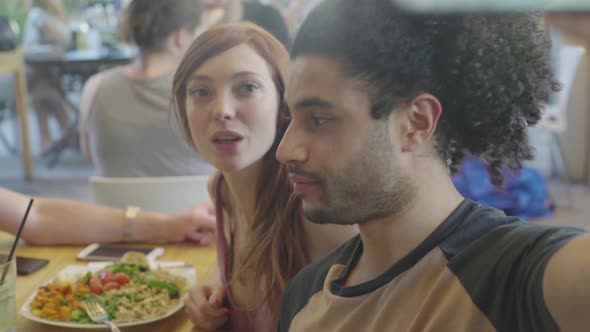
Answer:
[{"xmin": 452, "ymin": 156, "xmax": 555, "ymax": 220}]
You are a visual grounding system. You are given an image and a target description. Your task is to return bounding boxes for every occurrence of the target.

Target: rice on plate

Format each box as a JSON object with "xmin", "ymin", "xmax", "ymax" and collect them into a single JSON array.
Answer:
[{"xmin": 28, "ymin": 252, "xmax": 188, "ymax": 324}]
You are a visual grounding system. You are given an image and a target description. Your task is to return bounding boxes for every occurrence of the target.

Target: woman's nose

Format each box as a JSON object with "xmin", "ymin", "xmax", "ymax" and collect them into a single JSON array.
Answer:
[{"xmin": 213, "ymin": 95, "xmax": 235, "ymax": 121}]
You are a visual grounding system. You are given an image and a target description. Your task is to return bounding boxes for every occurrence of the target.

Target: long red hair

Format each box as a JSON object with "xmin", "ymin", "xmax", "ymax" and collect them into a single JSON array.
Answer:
[{"xmin": 172, "ymin": 23, "xmax": 306, "ymax": 315}]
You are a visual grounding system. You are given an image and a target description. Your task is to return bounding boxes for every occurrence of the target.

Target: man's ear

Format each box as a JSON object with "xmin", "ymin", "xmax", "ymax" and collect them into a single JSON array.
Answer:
[
  {"xmin": 172, "ymin": 28, "xmax": 194, "ymax": 52},
  {"xmin": 170, "ymin": 29, "xmax": 183, "ymax": 51},
  {"xmin": 399, "ymin": 93, "xmax": 442, "ymax": 153}
]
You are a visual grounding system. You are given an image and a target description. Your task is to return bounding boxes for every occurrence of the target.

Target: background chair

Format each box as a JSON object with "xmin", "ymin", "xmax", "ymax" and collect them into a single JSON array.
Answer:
[{"xmin": 90, "ymin": 176, "xmax": 210, "ymax": 213}]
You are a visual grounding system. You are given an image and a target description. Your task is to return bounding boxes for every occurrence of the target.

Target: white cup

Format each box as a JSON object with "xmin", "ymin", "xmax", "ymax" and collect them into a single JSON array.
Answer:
[{"xmin": 0, "ymin": 255, "xmax": 16, "ymax": 332}]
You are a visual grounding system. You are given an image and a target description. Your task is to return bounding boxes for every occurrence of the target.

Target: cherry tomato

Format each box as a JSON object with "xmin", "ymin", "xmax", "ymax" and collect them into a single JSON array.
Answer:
[
  {"xmin": 114, "ymin": 273, "xmax": 130, "ymax": 286},
  {"xmin": 89, "ymin": 277, "xmax": 103, "ymax": 295},
  {"xmin": 102, "ymin": 281, "xmax": 120, "ymax": 291},
  {"xmin": 99, "ymin": 270, "xmax": 114, "ymax": 283}
]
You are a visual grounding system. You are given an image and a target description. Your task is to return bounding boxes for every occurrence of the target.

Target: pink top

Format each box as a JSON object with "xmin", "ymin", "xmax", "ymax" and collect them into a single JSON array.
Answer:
[{"xmin": 214, "ymin": 175, "xmax": 278, "ymax": 332}]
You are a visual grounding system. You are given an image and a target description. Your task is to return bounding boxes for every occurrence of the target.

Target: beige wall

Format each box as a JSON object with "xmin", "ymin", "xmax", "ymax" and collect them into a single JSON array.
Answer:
[{"xmin": 561, "ymin": 38, "xmax": 590, "ymax": 182}]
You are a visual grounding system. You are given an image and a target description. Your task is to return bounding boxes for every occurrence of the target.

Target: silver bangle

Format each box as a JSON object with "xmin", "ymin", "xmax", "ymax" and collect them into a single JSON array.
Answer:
[{"xmin": 124, "ymin": 206, "xmax": 140, "ymax": 242}]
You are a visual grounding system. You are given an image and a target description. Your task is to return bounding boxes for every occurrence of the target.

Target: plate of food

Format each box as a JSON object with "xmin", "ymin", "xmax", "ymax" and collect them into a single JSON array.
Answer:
[{"xmin": 19, "ymin": 252, "xmax": 195, "ymax": 329}]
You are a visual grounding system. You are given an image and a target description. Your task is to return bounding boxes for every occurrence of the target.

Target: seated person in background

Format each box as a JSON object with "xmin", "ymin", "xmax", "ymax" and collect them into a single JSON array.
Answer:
[
  {"xmin": 171, "ymin": 23, "xmax": 357, "ymax": 331},
  {"xmin": 200, "ymin": 0, "xmax": 291, "ymax": 48},
  {"xmin": 79, "ymin": 0, "xmax": 213, "ymax": 177},
  {"xmin": 277, "ymin": 1, "xmax": 589, "ymax": 331},
  {"xmin": 0, "ymin": 187, "xmax": 215, "ymax": 245},
  {"xmin": 22, "ymin": 0, "xmax": 71, "ymax": 154}
]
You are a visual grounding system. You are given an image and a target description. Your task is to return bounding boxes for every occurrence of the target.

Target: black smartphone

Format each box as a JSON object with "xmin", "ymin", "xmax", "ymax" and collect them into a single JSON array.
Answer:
[
  {"xmin": 16, "ymin": 256, "xmax": 49, "ymax": 275},
  {"xmin": 76, "ymin": 243, "xmax": 164, "ymax": 261}
]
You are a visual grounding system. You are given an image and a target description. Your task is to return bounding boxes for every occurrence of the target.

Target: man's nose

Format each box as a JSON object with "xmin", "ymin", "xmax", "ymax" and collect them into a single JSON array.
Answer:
[{"xmin": 277, "ymin": 123, "xmax": 308, "ymax": 164}]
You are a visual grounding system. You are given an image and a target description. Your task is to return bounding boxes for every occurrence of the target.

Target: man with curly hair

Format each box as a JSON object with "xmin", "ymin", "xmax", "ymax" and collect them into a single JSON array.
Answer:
[{"xmin": 276, "ymin": 0, "xmax": 586, "ymax": 331}]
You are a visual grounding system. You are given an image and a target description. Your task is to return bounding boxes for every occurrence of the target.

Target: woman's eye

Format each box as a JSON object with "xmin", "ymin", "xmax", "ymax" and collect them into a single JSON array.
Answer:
[
  {"xmin": 190, "ymin": 88, "xmax": 210, "ymax": 97},
  {"xmin": 238, "ymin": 82, "xmax": 260, "ymax": 95}
]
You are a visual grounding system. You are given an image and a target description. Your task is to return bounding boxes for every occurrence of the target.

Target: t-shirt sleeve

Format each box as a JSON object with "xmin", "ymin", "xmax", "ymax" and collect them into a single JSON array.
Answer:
[{"xmin": 448, "ymin": 223, "xmax": 584, "ymax": 332}]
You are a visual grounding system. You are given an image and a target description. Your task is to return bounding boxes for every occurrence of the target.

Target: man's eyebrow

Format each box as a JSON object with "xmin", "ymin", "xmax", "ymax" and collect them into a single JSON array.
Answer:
[{"xmin": 293, "ymin": 98, "xmax": 334, "ymax": 111}]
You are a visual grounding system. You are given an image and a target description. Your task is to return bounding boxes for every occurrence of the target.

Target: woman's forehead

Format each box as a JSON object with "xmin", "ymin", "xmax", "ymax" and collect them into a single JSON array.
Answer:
[{"xmin": 192, "ymin": 44, "xmax": 274, "ymax": 80}]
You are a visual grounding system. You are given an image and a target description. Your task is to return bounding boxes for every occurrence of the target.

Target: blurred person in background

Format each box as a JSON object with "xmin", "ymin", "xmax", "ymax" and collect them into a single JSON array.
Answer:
[
  {"xmin": 79, "ymin": 0, "xmax": 213, "ymax": 177},
  {"xmin": 0, "ymin": 187, "xmax": 216, "ymax": 245},
  {"xmin": 200, "ymin": 0, "xmax": 291, "ymax": 48},
  {"xmin": 22, "ymin": 0, "xmax": 71, "ymax": 155},
  {"xmin": 282, "ymin": 0, "xmax": 324, "ymax": 37}
]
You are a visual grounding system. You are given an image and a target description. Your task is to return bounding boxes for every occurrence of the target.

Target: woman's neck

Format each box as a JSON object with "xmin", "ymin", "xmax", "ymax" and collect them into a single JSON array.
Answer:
[
  {"xmin": 124, "ymin": 51, "xmax": 180, "ymax": 80},
  {"xmin": 222, "ymin": 160, "xmax": 264, "ymax": 226}
]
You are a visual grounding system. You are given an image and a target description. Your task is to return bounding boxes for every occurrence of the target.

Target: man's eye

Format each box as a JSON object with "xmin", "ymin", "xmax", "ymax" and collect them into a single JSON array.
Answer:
[
  {"xmin": 283, "ymin": 109, "xmax": 292, "ymax": 122},
  {"xmin": 312, "ymin": 116, "xmax": 330, "ymax": 127}
]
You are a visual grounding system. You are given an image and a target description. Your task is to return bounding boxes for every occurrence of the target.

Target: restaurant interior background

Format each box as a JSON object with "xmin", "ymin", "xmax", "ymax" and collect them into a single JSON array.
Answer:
[
  {"xmin": 1, "ymin": 0, "xmax": 590, "ymax": 222},
  {"xmin": 1, "ymin": 1, "xmax": 590, "ymax": 331}
]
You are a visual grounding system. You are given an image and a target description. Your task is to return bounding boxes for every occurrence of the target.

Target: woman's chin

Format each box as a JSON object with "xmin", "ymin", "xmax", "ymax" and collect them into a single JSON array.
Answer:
[{"xmin": 215, "ymin": 161, "xmax": 246, "ymax": 174}]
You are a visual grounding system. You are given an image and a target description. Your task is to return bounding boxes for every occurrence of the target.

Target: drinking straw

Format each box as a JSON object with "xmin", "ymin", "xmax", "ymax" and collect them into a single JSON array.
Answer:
[{"xmin": 0, "ymin": 198, "xmax": 34, "ymax": 285}]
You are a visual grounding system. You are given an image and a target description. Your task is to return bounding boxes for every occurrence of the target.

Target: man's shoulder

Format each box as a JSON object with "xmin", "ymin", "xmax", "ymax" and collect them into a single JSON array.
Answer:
[
  {"xmin": 440, "ymin": 202, "xmax": 585, "ymax": 331},
  {"xmin": 279, "ymin": 235, "xmax": 360, "ymax": 331},
  {"xmin": 289, "ymin": 234, "xmax": 359, "ymax": 292},
  {"xmin": 442, "ymin": 201, "xmax": 584, "ymax": 260}
]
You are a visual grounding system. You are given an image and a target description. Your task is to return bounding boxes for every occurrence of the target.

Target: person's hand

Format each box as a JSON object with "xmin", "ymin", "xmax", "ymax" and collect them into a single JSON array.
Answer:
[
  {"xmin": 167, "ymin": 201, "xmax": 216, "ymax": 245},
  {"xmin": 185, "ymin": 283, "xmax": 229, "ymax": 331}
]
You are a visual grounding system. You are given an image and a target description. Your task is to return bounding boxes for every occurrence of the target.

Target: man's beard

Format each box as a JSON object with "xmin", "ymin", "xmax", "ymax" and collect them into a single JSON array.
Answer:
[
  {"xmin": 302, "ymin": 166, "xmax": 415, "ymax": 225},
  {"xmin": 299, "ymin": 124, "xmax": 416, "ymax": 225}
]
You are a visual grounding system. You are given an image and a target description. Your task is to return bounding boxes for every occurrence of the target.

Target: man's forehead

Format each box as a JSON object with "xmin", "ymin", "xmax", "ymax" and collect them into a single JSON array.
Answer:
[
  {"xmin": 288, "ymin": 55, "xmax": 347, "ymax": 83},
  {"xmin": 286, "ymin": 55, "xmax": 356, "ymax": 102}
]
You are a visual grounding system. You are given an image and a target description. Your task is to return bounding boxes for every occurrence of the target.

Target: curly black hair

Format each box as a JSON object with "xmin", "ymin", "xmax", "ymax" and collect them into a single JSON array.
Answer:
[{"xmin": 292, "ymin": 0, "xmax": 559, "ymax": 186}]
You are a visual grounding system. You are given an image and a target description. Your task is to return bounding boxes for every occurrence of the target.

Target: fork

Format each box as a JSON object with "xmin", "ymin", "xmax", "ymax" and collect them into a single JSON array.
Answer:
[{"xmin": 82, "ymin": 298, "xmax": 121, "ymax": 332}]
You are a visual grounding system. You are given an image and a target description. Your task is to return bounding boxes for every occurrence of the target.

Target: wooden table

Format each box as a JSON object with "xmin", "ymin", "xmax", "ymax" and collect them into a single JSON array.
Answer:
[
  {"xmin": 4, "ymin": 239, "xmax": 217, "ymax": 332},
  {"xmin": 0, "ymin": 49, "xmax": 33, "ymax": 180}
]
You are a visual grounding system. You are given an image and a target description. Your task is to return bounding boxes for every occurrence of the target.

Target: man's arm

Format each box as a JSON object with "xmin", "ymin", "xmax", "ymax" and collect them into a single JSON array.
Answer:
[
  {"xmin": 543, "ymin": 233, "xmax": 590, "ymax": 331},
  {"xmin": 0, "ymin": 187, "xmax": 216, "ymax": 245}
]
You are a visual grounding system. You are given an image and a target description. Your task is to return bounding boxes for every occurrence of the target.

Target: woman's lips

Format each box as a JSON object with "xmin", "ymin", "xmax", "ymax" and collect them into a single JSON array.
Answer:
[
  {"xmin": 211, "ymin": 130, "xmax": 244, "ymax": 152},
  {"xmin": 212, "ymin": 138, "xmax": 242, "ymax": 151}
]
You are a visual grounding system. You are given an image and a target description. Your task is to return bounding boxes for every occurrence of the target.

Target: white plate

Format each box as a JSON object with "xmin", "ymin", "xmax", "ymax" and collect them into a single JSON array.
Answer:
[{"xmin": 20, "ymin": 264, "xmax": 196, "ymax": 329}]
